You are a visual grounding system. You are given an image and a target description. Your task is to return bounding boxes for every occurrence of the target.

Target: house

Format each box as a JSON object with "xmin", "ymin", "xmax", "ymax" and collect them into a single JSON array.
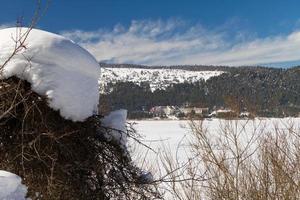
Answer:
[
  {"xmin": 180, "ymin": 107, "xmax": 209, "ymax": 115},
  {"xmin": 163, "ymin": 106, "xmax": 176, "ymax": 116},
  {"xmin": 150, "ymin": 106, "xmax": 178, "ymax": 117},
  {"xmin": 149, "ymin": 106, "xmax": 165, "ymax": 117},
  {"xmin": 208, "ymin": 109, "xmax": 235, "ymax": 118},
  {"xmin": 239, "ymin": 111, "xmax": 250, "ymax": 118}
]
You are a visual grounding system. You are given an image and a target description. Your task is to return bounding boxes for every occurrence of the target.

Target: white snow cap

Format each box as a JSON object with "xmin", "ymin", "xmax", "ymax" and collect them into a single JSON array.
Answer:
[
  {"xmin": 0, "ymin": 170, "xmax": 28, "ymax": 200},
  {"xmin": 0, "ymin": 27, "xmax": 100, "ymax": 121}
]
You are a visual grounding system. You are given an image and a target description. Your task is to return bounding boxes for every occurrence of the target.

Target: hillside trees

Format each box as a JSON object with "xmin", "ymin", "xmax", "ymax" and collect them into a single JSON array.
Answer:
[{"xmin": 102, "ymin": 66, "xmax": 300, "ymax": 118}]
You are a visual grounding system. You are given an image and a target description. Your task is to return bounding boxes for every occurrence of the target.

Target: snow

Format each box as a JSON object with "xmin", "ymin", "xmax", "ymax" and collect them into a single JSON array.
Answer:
[
  {"xmin": 100, "ymin": 67, "xmax": 223, "ymax": 92},
  {"xmin": 0, "ymin": 170, "xmax": 27, "ymax": 200},
  {"xmin": 101, "ymin": 109, "xmax": 128, "ymax": 147},
  {"xmin": 131, "ymin": 118, "xmax": 300, "ymax": 169},
  {"xmin": 130, "ymin": 120, "xmax": 191, "ymax": 164},
  {"xmin": 130, "ymin": 118, "xmax": 300, "ymax": 199},
  {"xmin": 0, "ymin": 27, "xmax": 100, "ymax": 122}
]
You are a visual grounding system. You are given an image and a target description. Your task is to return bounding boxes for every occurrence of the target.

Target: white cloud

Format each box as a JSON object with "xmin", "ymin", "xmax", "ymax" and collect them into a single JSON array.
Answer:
[
  {"xmin": 61, "ymin": 19, "xmax": 300, "ymax": 66},
  {"xmin": 0, "ymin": 23, "xmax": 14, "ymax": 30}
]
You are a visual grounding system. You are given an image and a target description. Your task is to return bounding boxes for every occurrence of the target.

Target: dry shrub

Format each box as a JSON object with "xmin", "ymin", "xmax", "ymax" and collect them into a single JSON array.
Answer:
[
  {"xmin": 0, "ymin": 77, "xmax": 160, "ymax": 199},
  {"xmin": 160, "ymin": 119, "xmax": 300, "ymax": 200}
]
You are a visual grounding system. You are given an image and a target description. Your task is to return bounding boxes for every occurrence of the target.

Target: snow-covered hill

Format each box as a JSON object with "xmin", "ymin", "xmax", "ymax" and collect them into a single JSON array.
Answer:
[{"xmin": 100, "ymin": 67, "xmax": 224, "ymax": 92}]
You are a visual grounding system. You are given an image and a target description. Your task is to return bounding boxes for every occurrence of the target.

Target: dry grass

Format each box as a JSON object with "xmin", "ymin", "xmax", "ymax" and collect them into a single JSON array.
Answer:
[{"xmin": 159, "ymin": 119, "xmax": 300, "ymax": 200}]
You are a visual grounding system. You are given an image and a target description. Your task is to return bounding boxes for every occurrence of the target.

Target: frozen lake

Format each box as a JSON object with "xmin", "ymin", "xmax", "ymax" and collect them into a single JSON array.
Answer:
[
  {"xmin": 130, "ymin": 118, "xmax": 300, "ymax": 171},
  {"xmin": 129, "ymin": 118, "xmax": 300, "ymax": 199}
]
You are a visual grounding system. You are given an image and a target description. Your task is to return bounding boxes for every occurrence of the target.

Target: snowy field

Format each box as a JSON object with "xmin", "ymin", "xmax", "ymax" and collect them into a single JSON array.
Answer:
[
  {"xmin": 133, "ymin": 118, "xmax": 300, "ymax": 200},
  {"xmin": 130, "ymin": 118, "xmax": 300, "ymax": 172},
  {"xmin": 100, "ymin": 67, "xmax": 223, "ymax": 91}
]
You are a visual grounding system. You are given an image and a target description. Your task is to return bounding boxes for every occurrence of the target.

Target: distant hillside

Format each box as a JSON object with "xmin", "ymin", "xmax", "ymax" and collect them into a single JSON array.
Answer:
[
  {"xmin": 100, "ymin": 63, "xmax": 300, "ymax": 118},
  {"xmin": 100, "ymin": 66, "xmax": 223, "ymax": 91}
]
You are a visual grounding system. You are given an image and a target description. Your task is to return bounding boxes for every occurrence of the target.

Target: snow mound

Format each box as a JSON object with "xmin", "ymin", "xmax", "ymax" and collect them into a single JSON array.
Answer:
[
  {"xmin": 101, "ymin": 109, "xmax": 128, "ymax": 147},
  {"xmin": 0, "ymin": 27, "xmax": 100, "ymax": 121},
  {"xmin": 0, "ymin": 170, "xmax": 28, "ymax": 200}
]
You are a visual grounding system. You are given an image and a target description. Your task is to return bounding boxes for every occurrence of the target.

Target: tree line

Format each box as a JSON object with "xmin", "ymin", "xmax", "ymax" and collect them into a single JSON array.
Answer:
[{"xmin": 100, "ymin": 66, "xmax": 300, "ymax": 118}]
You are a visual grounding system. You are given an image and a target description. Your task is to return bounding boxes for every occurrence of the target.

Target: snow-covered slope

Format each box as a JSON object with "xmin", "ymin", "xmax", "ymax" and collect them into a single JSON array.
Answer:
[
  {"xmin": 100, "ymin": 67, "xmax": 223, "ymax": 91},
  {"xmin": 0, "ymin": 170, "xmax": 27, "ymax": 200},
  {"xmin": 0, "ymin": 27, "xmax": 100, "ymax": 121}
]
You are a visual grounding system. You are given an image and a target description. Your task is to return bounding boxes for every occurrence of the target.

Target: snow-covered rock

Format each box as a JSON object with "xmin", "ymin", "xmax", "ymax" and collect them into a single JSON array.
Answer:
[
  {"xmin": 101, "ymin": 109, "xmax": 128, "ymax": 147},
  {"xmin": 0, "ymin": 27, "xmax": 100, "ymax": 122},
  {"xmin": 0, "ymin": 170, "xmax": 28, "ymax": 200}
]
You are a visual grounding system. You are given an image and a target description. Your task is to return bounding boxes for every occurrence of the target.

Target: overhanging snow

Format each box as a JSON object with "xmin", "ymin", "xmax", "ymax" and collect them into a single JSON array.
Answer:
[{"xmin": 0, "ymin": 27, "xmax": 100, "ymax": 121}]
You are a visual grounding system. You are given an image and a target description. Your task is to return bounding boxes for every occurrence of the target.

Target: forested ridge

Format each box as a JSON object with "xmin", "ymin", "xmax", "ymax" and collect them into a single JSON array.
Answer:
[{"xmin": 101, "ymin": 64, "xmax": 300, "ymax": 118}]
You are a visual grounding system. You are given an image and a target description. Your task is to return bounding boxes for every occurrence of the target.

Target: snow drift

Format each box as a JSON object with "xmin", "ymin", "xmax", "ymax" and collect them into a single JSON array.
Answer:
[
  {"xmin": 101, "ymin": 109, "xmax": 128, "ymax": 147},
  {"xmin": 0, "ymin": 27, "xmax": 157, "ymax": 199},
  {"xmin": 0, "ymin": 170, "xmax": 27, "ymax": 200},
  {"xmin": 0, "ymin": 27, "xmax": 100, "ymax": 121}
]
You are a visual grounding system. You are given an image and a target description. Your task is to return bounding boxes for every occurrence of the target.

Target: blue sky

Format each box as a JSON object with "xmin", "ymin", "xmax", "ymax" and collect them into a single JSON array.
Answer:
[{"xmin": 1, "ymin": 0, "xmax": 300, "ymax": 67}]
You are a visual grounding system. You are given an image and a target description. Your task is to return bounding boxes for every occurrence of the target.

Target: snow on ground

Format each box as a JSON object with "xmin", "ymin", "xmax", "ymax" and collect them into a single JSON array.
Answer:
[
  {"xmin": 130, "ymin": 118, "xmax": 300, "ymax": 171},
  {"xmin": 130, "ymin": 120, "xmax": 189, "ymax": 162},
  {"xmin": 101, "ymin": 109, "xmax": 128, "ymax": 147},
  {"xmin": 100, "ymin": 67, "xmax": 223, "ymax": 92},
  {"xmin": 130, "ymin": 118, "xmax": 300, "ymax": 199},
  {"xmin": 0, "ymin": 27, "xmax": 100, "ymax": 122},
  {"xmin": 0, "ymin": 170, "xmax": 27, "ymax": 200}
]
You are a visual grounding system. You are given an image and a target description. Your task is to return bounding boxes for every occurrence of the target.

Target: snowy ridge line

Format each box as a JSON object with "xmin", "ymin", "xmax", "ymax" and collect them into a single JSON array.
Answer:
[{"xmin": 100, "ymin": 67, "xmax": 224, "ymax": 92}]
